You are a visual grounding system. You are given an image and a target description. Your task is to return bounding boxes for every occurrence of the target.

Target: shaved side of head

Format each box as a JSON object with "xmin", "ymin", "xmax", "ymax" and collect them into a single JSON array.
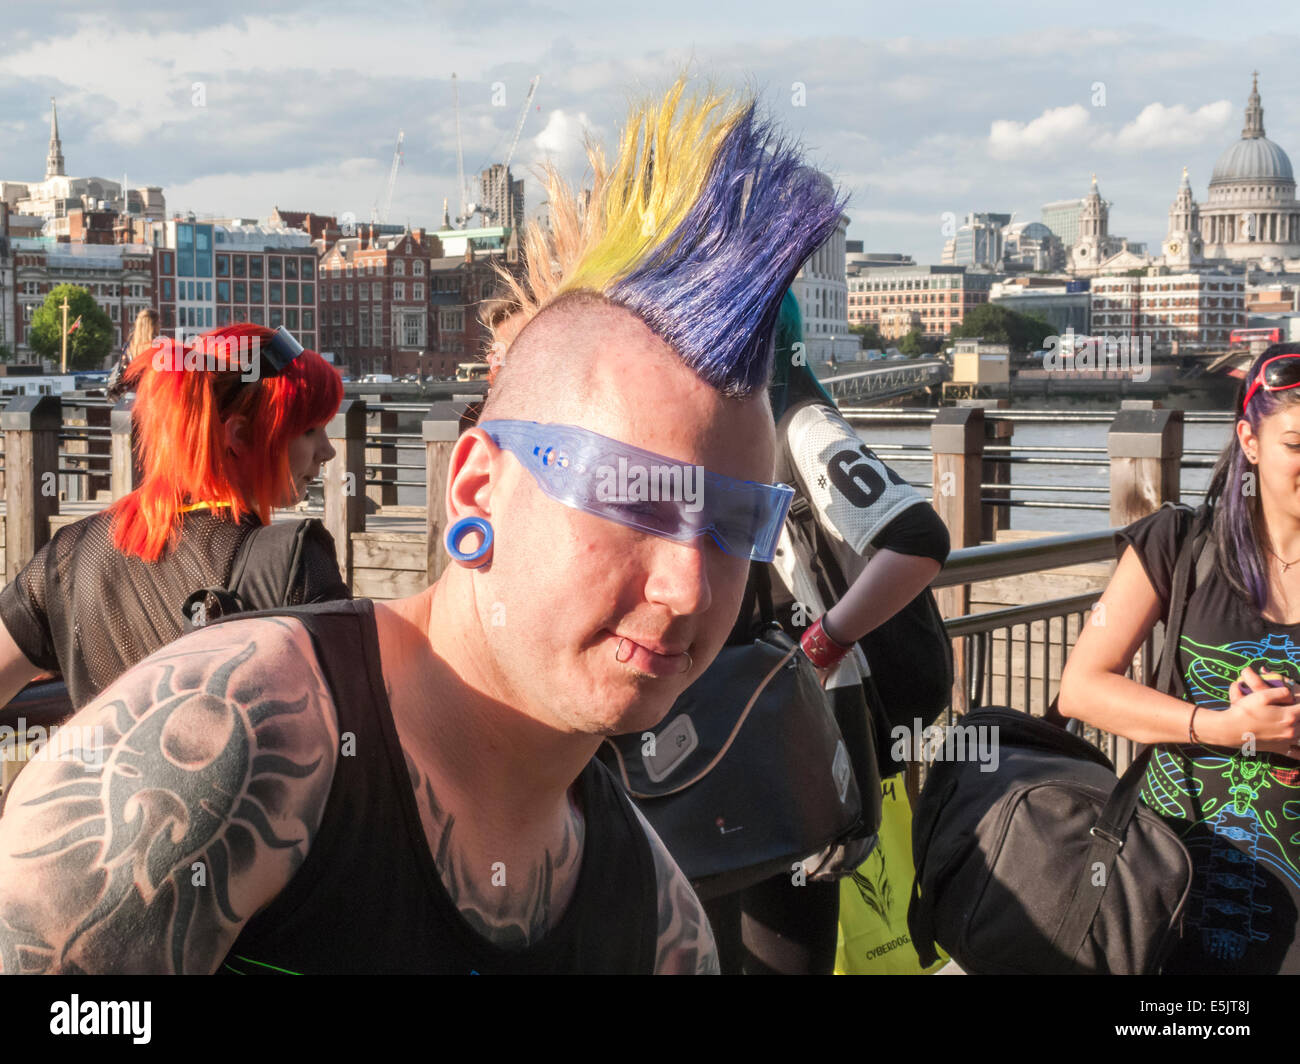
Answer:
[
  {"xmin": 481, "ymin": 291, "xmax": 645, "ymax": 424},
  {"xmin": 478, "ymin": 290, "xmax": 778, "ymax": 482}
]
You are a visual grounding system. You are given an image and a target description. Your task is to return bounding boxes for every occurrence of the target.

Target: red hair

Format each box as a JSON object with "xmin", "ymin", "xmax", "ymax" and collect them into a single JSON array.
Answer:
[{"xmin": 109, "ymin": 322, "xmax": 344, "ymax": 561}]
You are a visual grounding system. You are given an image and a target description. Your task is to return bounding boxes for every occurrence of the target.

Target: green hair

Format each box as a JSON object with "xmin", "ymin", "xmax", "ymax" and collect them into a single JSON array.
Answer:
[{"xmin": 769, "ymin": 290, "xmax": 835, "ymax": 420}]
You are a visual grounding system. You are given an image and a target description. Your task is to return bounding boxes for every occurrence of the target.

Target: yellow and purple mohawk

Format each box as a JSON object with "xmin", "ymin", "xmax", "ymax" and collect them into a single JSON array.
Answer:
[{"xmin": 493, "ymin": 77, "xmax": 846, "ymax": 398}]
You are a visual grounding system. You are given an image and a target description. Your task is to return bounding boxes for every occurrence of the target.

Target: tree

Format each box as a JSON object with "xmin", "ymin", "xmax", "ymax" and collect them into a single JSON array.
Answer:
[
  {"xmin": 28, "ymin": 285, "xmax": 115, "ymax": 371},
  {"xmin": 899, "ymin": 328, "xmax": 925, "ymax": 356},
  {"xmin": 848, "ymin": 321, "xmax": 885, "ymax": 350},
  {"xmin": 951, "ymin": 302, "xmax": 1055, "ymax": 354},
  {"xmin": 0, "ymin": 342, "xmax": 13, "ymax": 364}
]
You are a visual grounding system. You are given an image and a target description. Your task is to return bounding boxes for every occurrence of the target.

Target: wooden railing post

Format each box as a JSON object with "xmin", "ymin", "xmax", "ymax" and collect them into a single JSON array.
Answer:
[
  {"xmin": 365, "ymin": 407, "xmax": 399, "ymax": 510},
  {"xmin": 423, "ymin": 402, "xmax": 464, "ymax": 586},
  {"xmin": 1107, "ymin": 399, "xmax": 1183, "ymax": 527},
  {"xmin": 1107, "ymin": 399, "xmax": 1183, "ymax": 773},
  {"xmin": 110, "ymin": 398, "xmax": 140, "ymax": 500},
  {"xmin": 957, "ymin": 398, "xmax": 1013, "ymax": 540},
  {"xmin": 3, "ymin": 395, "xmax": 61, "ymax": 582},
  {"xmin": 324, "ymin": 399, "xmax": 367, "ymax": 590},
  {"xmin": 923, "ymin": 406, "xmax": 984, "ymax": 803}
]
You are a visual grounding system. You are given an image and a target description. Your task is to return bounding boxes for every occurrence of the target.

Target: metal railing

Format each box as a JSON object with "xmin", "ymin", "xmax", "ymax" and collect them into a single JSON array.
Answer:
[{"xmin": 932, "ymin": 527, "xmax": 1138, "ymax": 770}]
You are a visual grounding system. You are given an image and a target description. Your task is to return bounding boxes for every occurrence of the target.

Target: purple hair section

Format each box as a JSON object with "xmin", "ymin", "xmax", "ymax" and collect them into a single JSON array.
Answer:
[{"xmin": 609, "ymin": 102, "xmax": 847, "ymax": 398}]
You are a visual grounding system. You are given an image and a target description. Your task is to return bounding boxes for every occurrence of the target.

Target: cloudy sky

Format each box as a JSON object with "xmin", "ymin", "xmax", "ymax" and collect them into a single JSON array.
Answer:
[{"xmin": 1, "ymin": 0, "xmax": 1295, "ymax": 260}]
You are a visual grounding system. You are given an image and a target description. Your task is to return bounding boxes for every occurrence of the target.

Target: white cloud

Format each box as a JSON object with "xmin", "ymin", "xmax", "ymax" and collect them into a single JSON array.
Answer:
[
  {"xmin": 527, "ymin": 108, "xmax": 600, "ymax": 178},
  {"xmin": 987, "ymin": 104, "xmax": 1092, "ymax": 160},
  {"xmin": 1101, "ymin": 99, "xmax": 1234, "ymax": 150}
]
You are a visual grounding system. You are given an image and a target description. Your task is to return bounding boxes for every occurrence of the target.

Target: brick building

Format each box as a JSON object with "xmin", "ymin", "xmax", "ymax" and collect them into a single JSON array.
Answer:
[
  {"xmin": 426, "ymin": 243, "xmax": 525, "ymax": 378},
  {"xmin": 846, "ymin": 263, "xmax": 994, "ymax": 341},
  {"xmin": 320, "ymin": 226, "xmax": 438, "ymax": 377},
  {"xmin": 1090, "ymin": 270, "xmax": 1246, "ymax": 348},
  {"xmin": 9, "ymin": 238, "xmax": 153, "ymax": 360}
]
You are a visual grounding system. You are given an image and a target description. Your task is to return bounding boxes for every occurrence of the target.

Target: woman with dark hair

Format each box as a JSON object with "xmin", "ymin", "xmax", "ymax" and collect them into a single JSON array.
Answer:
[
  {"xmin": 1060, "ymin": 342, "xmax": 1300, "ymax": 974},
  {"xmin": 0, "ymin": 322, "xmax": 349, "ymax": 711}
]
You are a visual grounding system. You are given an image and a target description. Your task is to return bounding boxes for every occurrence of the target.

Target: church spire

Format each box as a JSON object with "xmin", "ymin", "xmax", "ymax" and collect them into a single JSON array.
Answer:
[
  {"xmin": 1242, "ymin": 71, "xmax": 1264, "ymax": 139},
  {"xmin": 45, "ymin": 96, "xmax": 65, "ymax": 178}
]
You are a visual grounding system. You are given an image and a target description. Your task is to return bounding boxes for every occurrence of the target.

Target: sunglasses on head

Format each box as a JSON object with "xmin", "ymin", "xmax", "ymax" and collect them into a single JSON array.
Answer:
[
  {"xmin": 1241, "ymin": 346, "xmax": 1300, "ymax": 412},
  {"xmin": 218, "ymin": 327, "xmax": 307, "ymax": 413}
]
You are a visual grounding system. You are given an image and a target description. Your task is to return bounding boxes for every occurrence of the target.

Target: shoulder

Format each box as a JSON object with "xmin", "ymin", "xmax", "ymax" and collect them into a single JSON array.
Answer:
[
  {"xmin": 3, "ymin": 508, "xmax": 112, "ymax": 599},
  {"xmin": 1114, "ymin": 503, "xmax": 1203, "ymax": 606},
  {"xmin": 1115, "ymin": 503, "xmax": 1198, "ymax": 565},
  {"xmin": 781, "ymin": 398, "xmax": 857, "ymax": 450},
  {"xmin": 625, "ymin": 804, "xmax": 719, "ymax": 975},
  {"xmin": 782, "ymin": 400, "xmax": 922, "ymax": 551},
  {"xmin": 0, "ymin": 613, "xmax": 340, "ymax": 973}
]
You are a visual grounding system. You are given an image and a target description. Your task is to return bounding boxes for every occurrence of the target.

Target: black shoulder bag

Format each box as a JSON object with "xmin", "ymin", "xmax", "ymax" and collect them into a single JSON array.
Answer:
[
  {"xmin": 907, "ymin": 505, "xmax": 1208, "ymax": 974},
  {"xmin": 596, "ymin": 563, "xmax": 869, "ymax": 901}
]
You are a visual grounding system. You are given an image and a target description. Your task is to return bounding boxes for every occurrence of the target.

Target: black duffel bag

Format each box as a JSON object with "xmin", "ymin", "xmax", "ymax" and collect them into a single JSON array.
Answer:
[
  {"xmin": 907, "ymin": 505, "xmax": 1206, "ymax": 974},
  {"xmin": 908, "ymin": 707, "xmax": 1192, "ymax": 974},
  {"xmin": 598, "ymin": 564, "xmax": 874, "ymax": 902}
]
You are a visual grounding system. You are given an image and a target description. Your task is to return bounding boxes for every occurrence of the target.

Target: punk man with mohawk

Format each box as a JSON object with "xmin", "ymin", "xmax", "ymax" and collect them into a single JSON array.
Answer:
[{"xmin": 0, "ymin": 80, "xmax": 845, "ymax": 974}]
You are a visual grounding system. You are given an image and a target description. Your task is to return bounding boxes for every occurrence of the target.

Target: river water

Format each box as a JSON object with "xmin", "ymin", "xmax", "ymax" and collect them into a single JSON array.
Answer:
[
  {"xmin": 390, "ymin": 393, "xmax": 1236, "ymax": 535},
  {"xmin": 854, "ymin": 395, "xmax": 1234, "ymax": 534}
]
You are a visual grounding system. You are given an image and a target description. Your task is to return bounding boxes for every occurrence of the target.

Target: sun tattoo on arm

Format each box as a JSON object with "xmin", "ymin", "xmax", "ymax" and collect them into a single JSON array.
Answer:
[
  {"xmin": 0, "ymin": 618, "xmax": 338, "ymax": 975},
  {"xmin": 629, "ymin": 805, "xmax": 720, "ymax": 974}
]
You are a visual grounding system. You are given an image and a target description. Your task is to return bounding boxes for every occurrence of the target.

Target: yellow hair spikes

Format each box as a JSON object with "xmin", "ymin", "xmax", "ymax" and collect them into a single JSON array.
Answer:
[
  {"xmin": 556, "ymin": 77, "xmax": 750, "ymax": 296},
  {"xmin": 490, "ymin": 150, "xmax": 609, "ymax": 333}
]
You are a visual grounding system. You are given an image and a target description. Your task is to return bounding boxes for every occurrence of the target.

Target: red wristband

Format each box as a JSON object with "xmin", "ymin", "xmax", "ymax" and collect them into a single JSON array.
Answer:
[{"xmin": 801, "ymin": 615, "xmax": 853, "ymax": 670}]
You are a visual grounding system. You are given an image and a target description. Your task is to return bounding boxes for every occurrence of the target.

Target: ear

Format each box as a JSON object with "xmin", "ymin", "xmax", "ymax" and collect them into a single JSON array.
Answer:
[
  {"xmin": 444, "ymin": 428, "xmax": 498, "ymax": 524},
  {"xmin": 224, "ymin": 414, "xmax": 251, "ymax": 458},
  {"xmin": 1237, "ymin": 418, "xmax": 1257, "ymax": 457}
]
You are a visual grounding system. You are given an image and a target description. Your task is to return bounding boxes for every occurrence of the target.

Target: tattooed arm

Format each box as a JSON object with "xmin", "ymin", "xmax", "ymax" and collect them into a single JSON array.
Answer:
[
  {"xmin": 0, "ymin": 617, "xmax": 339, "ymax": 975},
  {"xmin": 629, "ymin": 805, "xmax": 719, "ymax": 975}
]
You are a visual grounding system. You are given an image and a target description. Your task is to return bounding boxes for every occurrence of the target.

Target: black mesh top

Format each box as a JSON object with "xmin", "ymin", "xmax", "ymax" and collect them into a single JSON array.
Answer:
[{"xmin": 0, "ymin": 509, "xmax": 350, "ymax": 710}]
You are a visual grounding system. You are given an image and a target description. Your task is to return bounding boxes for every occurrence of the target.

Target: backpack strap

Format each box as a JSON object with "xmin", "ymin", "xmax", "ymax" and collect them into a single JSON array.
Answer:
[
  {"xmin": 230, "ymin": 519, "xmax": 317, "ymax": 609},
  {"xmin": 181, "ymin": 519, "xmax": 318, "ymax": 628}
]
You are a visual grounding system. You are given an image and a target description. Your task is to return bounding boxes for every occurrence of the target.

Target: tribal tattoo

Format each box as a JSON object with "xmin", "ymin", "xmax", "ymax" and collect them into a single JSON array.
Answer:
[
  {"xmin": 631, "ymin": 805, "xmax": 720, "ymax": 974},
  {"xmin": 403, "ymin": 752, "xmax": 586, "ymax": 950},
  {"xmin": 0, "ymin": 619, "xmax": 338, "ymax": 974},
  {"xmin": 401, "ymin": 753, "xmax": 717, "ymax": 971}
]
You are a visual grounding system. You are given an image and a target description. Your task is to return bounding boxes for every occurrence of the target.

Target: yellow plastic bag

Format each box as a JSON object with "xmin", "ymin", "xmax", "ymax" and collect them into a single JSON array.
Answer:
[{"xmin": 835, "ymin": 776, "xmax": 948, "ymax": 974}]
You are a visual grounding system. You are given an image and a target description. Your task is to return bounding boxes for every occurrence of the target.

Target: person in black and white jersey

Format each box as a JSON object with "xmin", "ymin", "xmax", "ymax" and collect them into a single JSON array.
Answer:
[{"xmin": 703, "ymin": 291, "xmax": 950, "ymax": 975}]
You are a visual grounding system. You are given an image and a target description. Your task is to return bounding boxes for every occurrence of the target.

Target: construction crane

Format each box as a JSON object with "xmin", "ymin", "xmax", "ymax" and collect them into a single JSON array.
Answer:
[
  {"xmin": 373, "ymin": 129, "xmax": 404, "ymax": 224},
  {"xmin": 452, "ymin": 73, "xmax": 473, "ymax": 225},
  {"xmin": 486, "ymin": 74, "xmax": 541, "ymax": 224},
  {"xmin": 454, "ymin": 74, "xmax": 540, "ymax": 227}
]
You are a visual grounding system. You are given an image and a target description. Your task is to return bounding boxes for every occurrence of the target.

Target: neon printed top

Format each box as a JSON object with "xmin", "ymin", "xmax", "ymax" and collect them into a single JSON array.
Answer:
[{"xmin": 1120, "ymin": 504, "xmax": 1300, "ymax": 974}]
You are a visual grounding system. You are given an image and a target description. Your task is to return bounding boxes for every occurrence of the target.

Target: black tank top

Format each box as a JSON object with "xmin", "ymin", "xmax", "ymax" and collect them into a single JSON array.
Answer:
[{"xmin": 221, "ymin": 599, "xmax": 659, "ymax": 974}]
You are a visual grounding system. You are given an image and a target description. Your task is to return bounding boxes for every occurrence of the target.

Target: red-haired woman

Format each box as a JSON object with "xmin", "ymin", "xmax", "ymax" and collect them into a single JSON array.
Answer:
[{"xmin": 0, "ymin": 323, "xmax": 348, "ymax": 711}]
